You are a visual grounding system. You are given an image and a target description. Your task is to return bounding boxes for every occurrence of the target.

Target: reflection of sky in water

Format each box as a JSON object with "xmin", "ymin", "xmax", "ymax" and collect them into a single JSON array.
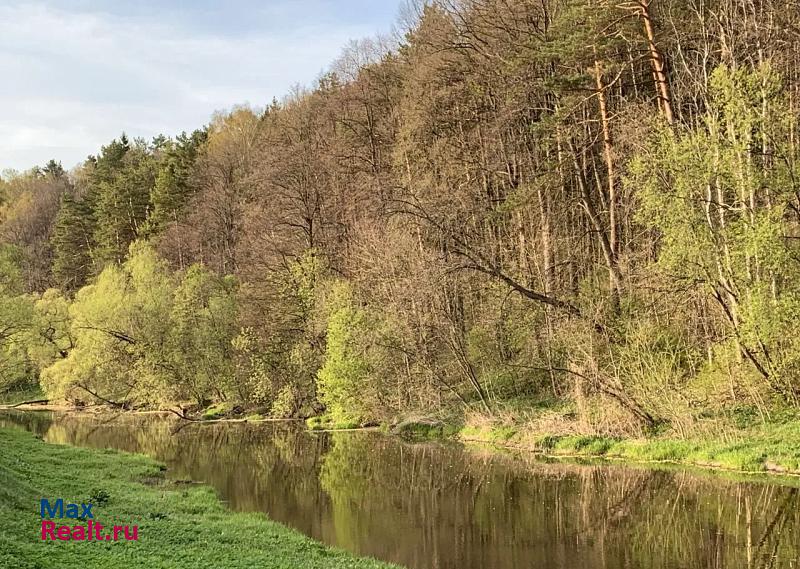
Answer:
[{"xmin": 2, "ymin": 409, "xmax": 799, "ymax": 569}]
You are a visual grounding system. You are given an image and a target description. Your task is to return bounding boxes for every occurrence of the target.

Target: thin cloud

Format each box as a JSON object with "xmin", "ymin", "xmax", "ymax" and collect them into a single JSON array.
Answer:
[{"xmin": 0, "ymin": 1, "xmax": 398, "ymax": 171}]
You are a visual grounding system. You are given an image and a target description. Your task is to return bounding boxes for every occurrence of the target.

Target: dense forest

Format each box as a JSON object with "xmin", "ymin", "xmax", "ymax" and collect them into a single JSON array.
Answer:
[{"xmin": 2, "ymin": 0, "xmax": 800, "ymax": 436}]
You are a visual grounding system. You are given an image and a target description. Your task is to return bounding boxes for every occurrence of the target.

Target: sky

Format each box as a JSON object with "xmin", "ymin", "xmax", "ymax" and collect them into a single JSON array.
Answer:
[{"xmin": 0, "ymin": 0, "xmax": 402, "ymax": 172}]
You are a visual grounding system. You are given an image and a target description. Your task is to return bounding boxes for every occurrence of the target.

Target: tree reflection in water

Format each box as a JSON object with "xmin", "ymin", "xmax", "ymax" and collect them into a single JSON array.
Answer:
[{"xmin": 2, "ymin": 410, "xmax": 798, "ymax": 569}]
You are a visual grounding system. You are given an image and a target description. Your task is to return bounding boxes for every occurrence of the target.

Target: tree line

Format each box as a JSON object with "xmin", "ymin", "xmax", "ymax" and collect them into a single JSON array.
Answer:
[{"xmin": 2, "ymin": 0, "xmax": 800, "ymax": 433}]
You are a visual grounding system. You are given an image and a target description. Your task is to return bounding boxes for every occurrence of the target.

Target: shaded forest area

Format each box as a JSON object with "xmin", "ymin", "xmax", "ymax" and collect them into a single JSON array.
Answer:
[{"xmin": 3, "ymin": 0, "xmax": 800, "ymax": 436}]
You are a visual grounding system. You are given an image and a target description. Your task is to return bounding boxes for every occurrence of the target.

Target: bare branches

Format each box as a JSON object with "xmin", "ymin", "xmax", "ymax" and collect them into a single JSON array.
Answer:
[{"xmin": 390, "ymin": 198, "xmax": 582, "ymax": 317}]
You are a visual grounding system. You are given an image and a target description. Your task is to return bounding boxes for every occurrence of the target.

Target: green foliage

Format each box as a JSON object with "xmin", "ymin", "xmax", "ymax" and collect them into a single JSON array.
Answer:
[
  {"xmin": 611, "ymin": 310, "xmax": 700, "ymax": 426},
  {"xmin": 146, "ymin": 129, "xmax": 207, "ymax": 234},
  {"xmin": 270, "ymin": 384, "xmax": 299, "ymax": 418},
  {"xmin": 40, "ymin": 242, "xmax": 239, "ymax": 406},
  {"xmin": 51, "ymin": 193, "xmax": 95, "ymax": 291},
  {"xmin": 465, "ymin": 284, "xmax": 557, "ymax": 401},
  {"xmin": 201, "ymin": 402, "xmax": 233, "ymax": 420},
  {"xmin": 7, "ymin": 5, "xmax": 800, "ymax": 454},
  {"xmin": 233, "ymin": 250, "xmax": 325, "ymax": 415},
  {"xmin": 0, "ymin": 244, "xmax": 25, "ymax": 294},
  {"xmin": 631, "ymin": 63, "xmax": 800, "ymax": 410},
  {"xmin": 0, "ymin": 293, "xmax": 35, "ymax": 394},
  {"xmin": 0, "ymin": 245, "xmax": 36, "ymax": 394},
  {"xmin": 26, "ymin": 288, "xmax": 72, "ymax": 370},
  {"xmin": 317, "ymin": 281, "xmax": 376, "ymax": 426},
  {"xmin": 306, "ymin": 415, "xmax": 360, "ymax": 431},
  {"xmin": 169, "ymin": 265, "xmax": 238, "ymax": 403},
  {"xmin": 0, "ymin": 384, "xmax": 43, "ymax": 405},
  {"xmin": 41, "ymin": 242, "xmax": 173, "ymax": 403},
  {"xmin": 92, "ymin": 138, "xmax": 157, "ymax": 265},
  {"xmin": 232, "ymin": 327, "xmax": 273, "ymax": 405}
]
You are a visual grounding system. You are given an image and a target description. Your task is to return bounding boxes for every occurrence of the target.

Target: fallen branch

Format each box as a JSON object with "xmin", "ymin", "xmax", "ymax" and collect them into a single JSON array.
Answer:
[
  {"xmin": 9, "ymin": 399, "xmax": 50, "ymax": 408},
  {"xmin": 165, "ymin": 408, "xmax": 201, "ymax": 422},
  {"xmin": 76, "ymin": 384, "xmax": 129, "ymax": 409}
]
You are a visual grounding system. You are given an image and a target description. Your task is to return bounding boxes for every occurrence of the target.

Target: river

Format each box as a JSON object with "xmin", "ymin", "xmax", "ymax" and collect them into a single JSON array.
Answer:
[{"xmin": 1, "ymin": 410, "xmax": 798, "ymax": 568}]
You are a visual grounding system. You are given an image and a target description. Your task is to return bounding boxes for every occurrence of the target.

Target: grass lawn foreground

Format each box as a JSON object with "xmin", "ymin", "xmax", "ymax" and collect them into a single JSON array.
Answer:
[{"xmin": 0, "ymin": 427, "xmax": 399, "ymax": 569}]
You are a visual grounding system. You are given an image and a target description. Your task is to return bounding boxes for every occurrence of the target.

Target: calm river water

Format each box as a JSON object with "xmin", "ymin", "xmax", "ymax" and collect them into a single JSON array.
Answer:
[{"xmin": 1, "ymin": 410, "xmax": 798, "ymax": 569}]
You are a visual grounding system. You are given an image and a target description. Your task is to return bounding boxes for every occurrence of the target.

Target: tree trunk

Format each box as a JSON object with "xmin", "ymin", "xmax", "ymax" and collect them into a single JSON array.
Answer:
[{"xmin": 639, "ymin": 0, "xmax": 675, "ymax": 125}]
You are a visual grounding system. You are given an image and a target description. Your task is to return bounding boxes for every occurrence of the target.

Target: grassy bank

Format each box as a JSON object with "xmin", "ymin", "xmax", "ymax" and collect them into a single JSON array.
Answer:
[
  {"xmin": 0, "ymin": 427, "xmax": 398, "ymax": 569},
  {"xmin": 459, "ymin": 421, "xmax": 800, "ymax": 476}
]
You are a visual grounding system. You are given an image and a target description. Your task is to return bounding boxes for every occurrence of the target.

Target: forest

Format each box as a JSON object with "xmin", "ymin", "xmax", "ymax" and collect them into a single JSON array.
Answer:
[{"xmin": 3, "ymin": 0, "xmax": 800, "ymax": 439}]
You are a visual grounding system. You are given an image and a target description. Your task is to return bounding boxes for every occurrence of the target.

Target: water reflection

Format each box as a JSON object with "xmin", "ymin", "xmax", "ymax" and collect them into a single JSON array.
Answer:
[{"xmin": 2, "ymin": 410, "xmax": 798, "ymax": 569}]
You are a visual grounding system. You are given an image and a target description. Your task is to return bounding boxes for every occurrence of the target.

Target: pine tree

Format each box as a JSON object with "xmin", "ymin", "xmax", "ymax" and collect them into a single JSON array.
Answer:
[
  {"xmin": 91, "ymin": 137, "xmax": 155, "ymax": 266},
  {"xmin": 51, "ymin": 193, "xmax": 95, "ymax": 291},
  {"xmin": 147, "ymin": 129, "xmax": 207, "ymax": 234}
]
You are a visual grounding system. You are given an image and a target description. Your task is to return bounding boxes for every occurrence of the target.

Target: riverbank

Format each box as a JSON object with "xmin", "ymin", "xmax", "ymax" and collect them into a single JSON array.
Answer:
[
  {"xmin": 458, "ymin": 420, "xmax": 800, "ymax": 477},
  {"xmin": 8, "ymin": 396, "xmax": 800, "ymax": 479},
  {"xmin": 0, "ymin": 427, "xmax": 398, "ymax": 568}
]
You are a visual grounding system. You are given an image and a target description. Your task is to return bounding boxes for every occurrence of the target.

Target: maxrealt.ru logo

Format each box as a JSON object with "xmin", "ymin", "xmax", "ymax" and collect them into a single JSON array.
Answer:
[{"xmin": 40, "ymin": 498, "xmax": 139, "ymax": 541}]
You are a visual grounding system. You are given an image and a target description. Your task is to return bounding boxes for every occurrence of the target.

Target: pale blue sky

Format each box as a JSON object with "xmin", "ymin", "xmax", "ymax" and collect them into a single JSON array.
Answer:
[{"xmin": 0, "ymin": 0, "xmax": 402, "ymax": 171}]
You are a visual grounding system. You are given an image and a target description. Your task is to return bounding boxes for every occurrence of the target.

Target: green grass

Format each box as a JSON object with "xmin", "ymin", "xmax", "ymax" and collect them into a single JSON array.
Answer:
[
  {"xmin": 514, "ymin": 423, "xmax": 800, "ymax": 475},
  {"xmin": 0, "ymin": 427, "xmax": 399, "ymax": 568},
  {"xmin": 460, "ymin": 424, "xmax": 518, "ymax": 443},
  {"xmin": 306, "ymin": 415, "xmax": 360, "ymax": 431},
  {"xmin": 200, "ymin": 402, "xmax": 233, "ymax": 420}
]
